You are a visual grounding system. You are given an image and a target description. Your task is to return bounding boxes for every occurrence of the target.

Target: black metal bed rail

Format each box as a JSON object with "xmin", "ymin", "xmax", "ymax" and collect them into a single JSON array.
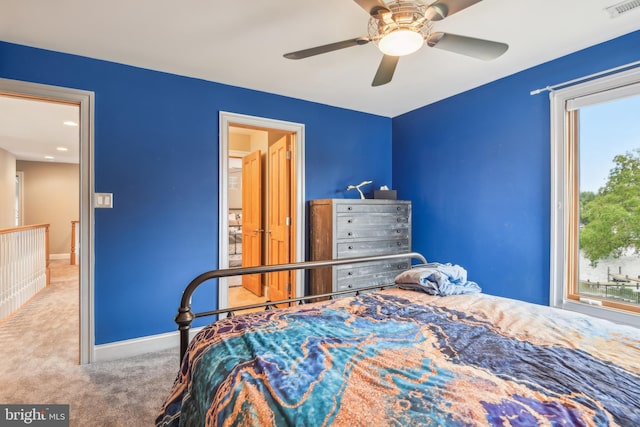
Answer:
[{"xmin": 175, "ymin": 252, "xmax": 427, "ymax": 362}]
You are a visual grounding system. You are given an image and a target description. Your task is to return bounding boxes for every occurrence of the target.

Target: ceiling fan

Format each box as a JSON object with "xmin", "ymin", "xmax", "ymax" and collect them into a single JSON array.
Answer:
[{"xmin": 283, "ymin": 0, "xmax": 508, "ymax": 87}]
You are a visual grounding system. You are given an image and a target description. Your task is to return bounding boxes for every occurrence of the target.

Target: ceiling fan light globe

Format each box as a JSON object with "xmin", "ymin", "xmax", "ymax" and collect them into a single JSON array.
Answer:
[{"xmin": 378, "ymin": 29, "xmax": 423, "ymax": 56}]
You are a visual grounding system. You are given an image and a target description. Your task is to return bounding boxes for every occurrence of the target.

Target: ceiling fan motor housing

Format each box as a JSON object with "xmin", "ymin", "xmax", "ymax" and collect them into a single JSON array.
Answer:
[{"xmin": 368, "ymin": 1, "xmax": 433, "ymax": 46}]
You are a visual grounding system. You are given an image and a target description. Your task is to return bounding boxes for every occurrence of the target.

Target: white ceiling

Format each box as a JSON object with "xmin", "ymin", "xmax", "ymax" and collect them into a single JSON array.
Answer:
[
  {"xmin": 0, "ymin": 0, "xmax": 639, "ymax": 162},
  {"xmin": 0, "ymin": 96, "xmax": 80, "ymax": 164}
]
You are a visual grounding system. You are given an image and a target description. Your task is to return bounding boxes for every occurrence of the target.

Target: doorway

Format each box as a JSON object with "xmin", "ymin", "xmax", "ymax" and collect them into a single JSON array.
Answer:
[
  {"xmin": 219, "ymin": 112, "xmax": 305, "ymax": 311},
  {"xmin": 0, "ymin": 78, "xmax": 95, "ymax": 364}
]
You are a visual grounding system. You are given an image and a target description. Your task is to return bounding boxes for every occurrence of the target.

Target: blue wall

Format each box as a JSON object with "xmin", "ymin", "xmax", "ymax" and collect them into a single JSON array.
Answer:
[
  {"xmin": 393, "ymin": 30, "xmax": 640, "ymax": 305},
  {"xmin": 2, "ymin": 30, "xmax": 638, "ymax": 344},
  {"xmin": 0, "ymin": 41, "xmax": 392, "ymax": 344}
]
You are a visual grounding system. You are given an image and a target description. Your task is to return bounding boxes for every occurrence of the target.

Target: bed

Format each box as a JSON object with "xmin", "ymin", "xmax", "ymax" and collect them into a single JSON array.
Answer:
[{"xmin": 157, "ymin": 253, "xmax": 640, "ymax": 426}]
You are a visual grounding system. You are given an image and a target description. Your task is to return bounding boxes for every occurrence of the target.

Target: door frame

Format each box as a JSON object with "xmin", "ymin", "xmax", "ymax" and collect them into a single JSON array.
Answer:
[
  {"xmin": 219, "ymin": 112, "xmax": 305, "ymax": 309},
  {"xmin": 0, "ymin": 78, "xmax": 95, "ymax": 364}
]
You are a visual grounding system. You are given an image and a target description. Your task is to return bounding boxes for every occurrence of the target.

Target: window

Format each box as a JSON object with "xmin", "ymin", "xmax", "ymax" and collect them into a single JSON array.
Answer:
[{"xmin": 551, "ymin": 67, "xmax": 640, "ymax": 327}]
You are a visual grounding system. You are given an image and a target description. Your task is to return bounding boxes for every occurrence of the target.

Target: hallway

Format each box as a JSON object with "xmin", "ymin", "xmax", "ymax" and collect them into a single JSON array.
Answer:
[
  {"xmin": 0, "ymin": 258, "xmax": 79, "ymax": 366},
  {"xmin": 0, "ymin": 258, "xmax": 177, "ymax": 425}
]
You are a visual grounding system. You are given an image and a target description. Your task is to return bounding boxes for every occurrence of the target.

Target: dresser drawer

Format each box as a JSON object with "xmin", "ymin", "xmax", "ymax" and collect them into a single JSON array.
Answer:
[
  {"xmin": 336, "ymin": 239, "xmax": 409, "ymax": 257},
  {"xmin": 336, "ymin": 224, "xmax": 408, "ymax": 240},
  {"xmin": 336, "ymin": 215, "xmax": 408, "ymax": 238},
  {"xmin": 336, "ymin": 203, "xmax": 409, "ymax": 215},
  {"xmin": 335, "ymin": 260, "xmax": 409, "ymax": 292},
  {"xmin": 336, "ymin": 260, "xmax": 409, "ymax": 281}
]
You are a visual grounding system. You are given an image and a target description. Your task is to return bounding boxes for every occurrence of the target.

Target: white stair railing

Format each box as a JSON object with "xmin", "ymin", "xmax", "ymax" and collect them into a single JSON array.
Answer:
[{"xmin": 0, "ymin": 224, "xmax": 50, "ymax": 323}]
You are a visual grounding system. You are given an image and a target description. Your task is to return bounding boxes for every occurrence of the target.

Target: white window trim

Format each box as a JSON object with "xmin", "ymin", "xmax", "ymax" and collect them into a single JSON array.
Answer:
[{"xmin": 550, "ymin": 67, "xmax": 640, "ymax": 328}]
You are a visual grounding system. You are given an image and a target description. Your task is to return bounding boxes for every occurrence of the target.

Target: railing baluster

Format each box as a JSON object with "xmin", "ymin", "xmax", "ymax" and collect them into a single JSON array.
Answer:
[
  {"xmin": 70, "ymin": 220, "xmax": 79, "ymax": 265},
  {"xmin": 0, "ymin": 224, "xmax": 49, "ymax": 323}
]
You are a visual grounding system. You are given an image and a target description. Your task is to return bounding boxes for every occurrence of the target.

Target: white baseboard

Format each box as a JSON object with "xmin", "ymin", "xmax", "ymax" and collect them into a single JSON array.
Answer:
[
  {"xmin": 94, "ymin": 326, "xmax": 204, "ymax": 362},
  {"xmin": 50, "ymin": 253, "xmax": 70, "ymax": 260}
]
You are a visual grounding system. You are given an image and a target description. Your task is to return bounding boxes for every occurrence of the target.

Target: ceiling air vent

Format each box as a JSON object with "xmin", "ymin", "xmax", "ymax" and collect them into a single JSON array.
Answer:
[{"xmin": 606, "ymin": 0, "xmax": 640, "ymax": 17}]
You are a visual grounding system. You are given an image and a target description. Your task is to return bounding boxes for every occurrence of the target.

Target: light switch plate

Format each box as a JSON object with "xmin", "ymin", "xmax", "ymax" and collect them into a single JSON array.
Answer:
[{"xmin": 94, "ymin": 193, "xmax": 113, "ymax": 208}]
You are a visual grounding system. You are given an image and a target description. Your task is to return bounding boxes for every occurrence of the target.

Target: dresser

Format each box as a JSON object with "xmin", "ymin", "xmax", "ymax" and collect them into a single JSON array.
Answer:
[{"xmin": 309, "ymin": 199, "xmax": 412, "ymax": 296}]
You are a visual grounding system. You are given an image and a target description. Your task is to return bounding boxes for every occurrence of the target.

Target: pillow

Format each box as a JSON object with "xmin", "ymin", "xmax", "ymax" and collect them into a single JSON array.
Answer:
[{"xmin": 395, "ymin": 263, "xmax": 481, "ymax": 296}]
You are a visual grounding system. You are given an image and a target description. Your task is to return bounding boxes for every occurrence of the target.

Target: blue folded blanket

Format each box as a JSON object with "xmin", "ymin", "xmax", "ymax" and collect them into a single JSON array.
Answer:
[{"xmin": 394, "ymin": 263, "xmax": 481, "ymax": 296}]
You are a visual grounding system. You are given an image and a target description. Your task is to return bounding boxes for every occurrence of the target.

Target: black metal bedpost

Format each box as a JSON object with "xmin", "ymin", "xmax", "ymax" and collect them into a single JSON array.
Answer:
[
  {"xmin": 175, "ymin": 271, "xmax": 218, "ymax": 363},
  {"xmin": 175, "ymin": 306, "xmax": 195, "ymax": 363}
]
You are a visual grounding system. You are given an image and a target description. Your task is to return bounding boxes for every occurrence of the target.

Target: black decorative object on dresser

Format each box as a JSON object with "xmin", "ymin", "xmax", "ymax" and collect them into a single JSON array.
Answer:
[{"xmin": 309, "ymin": 198, "xmax": 412, "ymax": 296}]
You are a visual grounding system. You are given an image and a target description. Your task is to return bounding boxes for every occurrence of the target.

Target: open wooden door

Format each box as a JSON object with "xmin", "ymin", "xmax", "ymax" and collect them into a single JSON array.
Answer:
[
  {"xmin": 267, "ymin": 136, "xmax": 292, "ymax": 302},
  {"xmin": 241, "ymin": 150, "xmax": 263, "ymax": 296}
]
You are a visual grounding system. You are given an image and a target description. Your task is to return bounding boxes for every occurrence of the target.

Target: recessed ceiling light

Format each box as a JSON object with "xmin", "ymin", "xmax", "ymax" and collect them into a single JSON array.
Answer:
[
  {"xmin": 63, "ymin": 121, "xmax": 78, "ymax": 126},
  {"xmin": 44, "ymin": 155, "xmax": 55, "ymax": 160},
  {"xmin": 56, "ymin": 147, "xmax": 69, "ymax": 152}
]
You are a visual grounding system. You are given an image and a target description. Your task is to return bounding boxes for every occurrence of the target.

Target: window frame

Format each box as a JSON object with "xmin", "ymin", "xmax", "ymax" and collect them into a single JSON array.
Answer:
[{"xmin": 550, "ymin": 67, "xmax": 640, "ymax": 327}]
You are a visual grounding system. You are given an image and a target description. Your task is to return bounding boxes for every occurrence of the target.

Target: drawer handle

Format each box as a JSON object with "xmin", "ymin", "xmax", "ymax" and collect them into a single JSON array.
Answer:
[
  {"xmin": 347, "ymin": 284, "xmax": 352, "ymax": 289},
  {"xmin": 347, "ymin": 271, "xmax": 353, "ymax": 276},
  {"xmin": 396, "ymin": 230, "xmax": 400, "ymax": 233},
  {"xmin": 396, "ymin": 242, "xmax": 401, "ymax": 246},
  {"xmin": 347, "ymin": 219, "xmax": 353, "ymax": 223},
  {"xmin": 348, "ymin": 245, "xmax": 353, "ymax": 250},
  {"xmin": 347, "ymin": 206, "xmax": 353, "ymax": 211},
  {"xmin": 348, "ymin": 232, "xmax": 353, "ymax": 237}
]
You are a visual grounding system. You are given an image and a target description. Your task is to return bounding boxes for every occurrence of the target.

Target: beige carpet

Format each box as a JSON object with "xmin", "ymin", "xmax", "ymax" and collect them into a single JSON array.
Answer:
[{"xmin": 0, "ymin": 260, "xmax": 178, "ymax": 426}]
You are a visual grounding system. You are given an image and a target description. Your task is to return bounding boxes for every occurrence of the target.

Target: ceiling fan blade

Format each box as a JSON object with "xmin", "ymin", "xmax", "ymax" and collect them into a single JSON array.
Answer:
[
  {"xmin": 425, "ymin": 0, "xmax": 482, "ymax": 21},
  {"xmin": 372, "ymin": 55, "xmax": 399, "ymax": 87},
  {"xmin": 426, "ymin": 33, "xmax": 508, "ymax": 60},
  {"xmin": 284, "ymin": 37, "xmax": 370, "ymax": 59},
  {"xmin": 353, "ymin": 0, "xmax": 391, "ymax": 17}
]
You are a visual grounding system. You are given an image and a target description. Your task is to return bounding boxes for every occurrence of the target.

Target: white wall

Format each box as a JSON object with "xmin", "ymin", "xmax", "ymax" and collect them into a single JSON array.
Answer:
[{"xmin": 16, "ymin": 160, "xmax": 79, "ymax": 255}]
